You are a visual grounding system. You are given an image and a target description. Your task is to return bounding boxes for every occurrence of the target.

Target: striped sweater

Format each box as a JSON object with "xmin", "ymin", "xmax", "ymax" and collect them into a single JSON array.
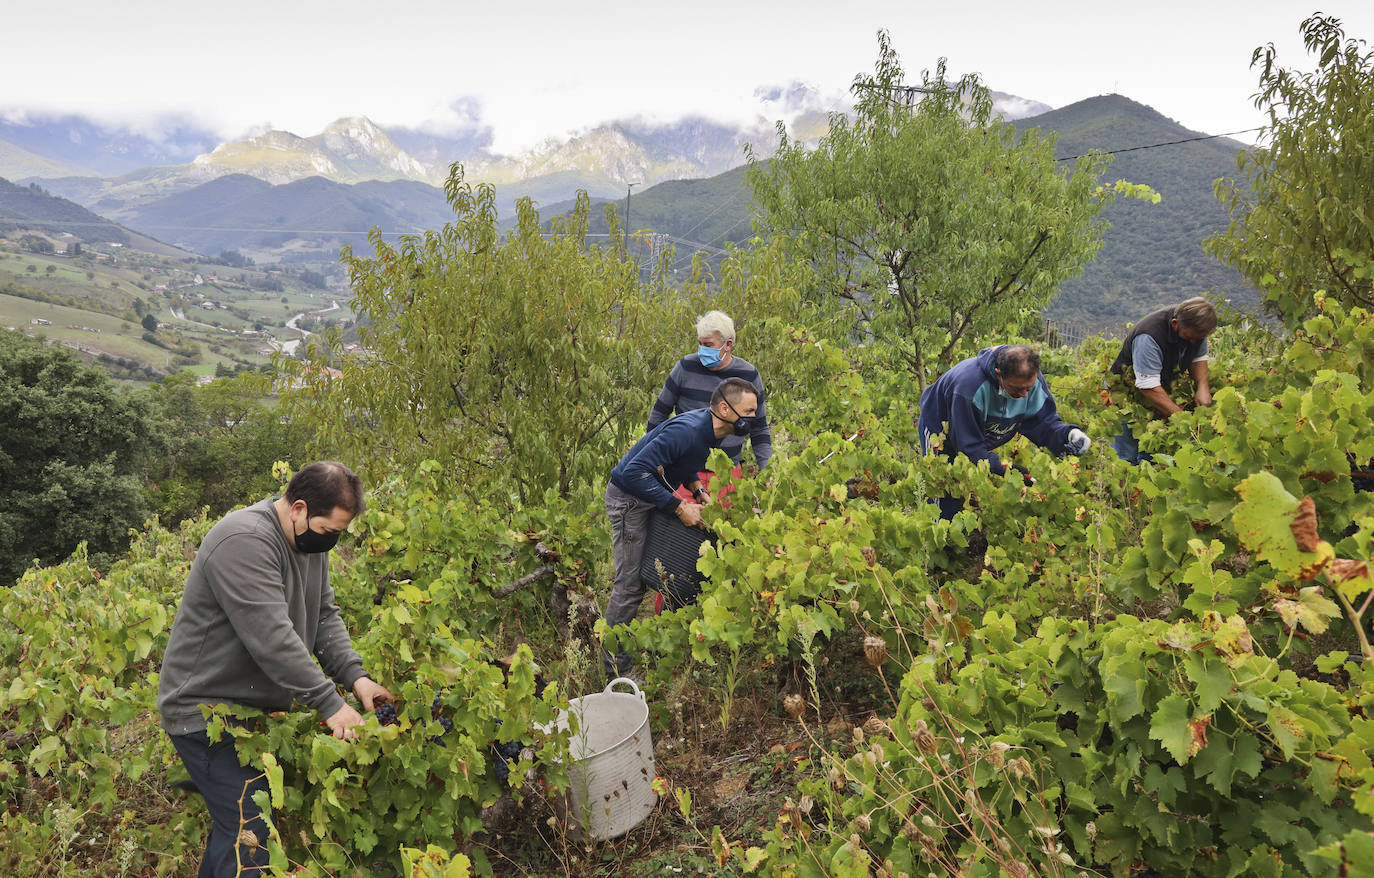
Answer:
[{"xmin": 646, "ymin": 354, "xmax": 771, "ymax": 468}]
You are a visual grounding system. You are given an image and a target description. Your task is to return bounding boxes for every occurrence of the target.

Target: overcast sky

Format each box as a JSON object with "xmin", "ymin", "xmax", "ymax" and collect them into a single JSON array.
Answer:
[{"xmin": 2, "ymin": 0, "xmax": 1369, "ymax": 153}]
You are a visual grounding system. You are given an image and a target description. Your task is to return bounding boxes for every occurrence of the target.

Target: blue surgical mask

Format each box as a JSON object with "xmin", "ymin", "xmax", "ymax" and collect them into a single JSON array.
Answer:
[{"xmin": 697, "ymin": 345, "xmax": 723, "ymax": 368}]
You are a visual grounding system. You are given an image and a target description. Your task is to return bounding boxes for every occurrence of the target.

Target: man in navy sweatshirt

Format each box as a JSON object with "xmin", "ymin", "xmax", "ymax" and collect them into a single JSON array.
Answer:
[
  {"xmin": 918, "ymin": 345, "xmax": 1091, "ymax": 519},
  {"xmin": 603, "ymin": 377, "xmax": 759, "ymax": 676}
]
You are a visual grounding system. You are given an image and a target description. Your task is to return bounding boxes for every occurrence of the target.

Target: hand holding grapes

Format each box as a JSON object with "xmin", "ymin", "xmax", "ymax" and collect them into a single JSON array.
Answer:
[
  {"xmin": 324, "ymin": 704, "xmax": 365, "ymax": 740},
  {"xmin": 353, "ymin": 676, "xmax": 393, "ymax": 711}
]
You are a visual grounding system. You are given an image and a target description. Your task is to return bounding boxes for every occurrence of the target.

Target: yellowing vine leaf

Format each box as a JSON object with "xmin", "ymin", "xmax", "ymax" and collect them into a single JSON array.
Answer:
[
  {"xmin": 1208, "ymin": 614, "xmax": 1255, "ymax": 667},
  {"xmin": 1232, "ymin": 473, "xmax": 1333, "ymax": 580},
  {"xmin": 1326, "ymin": 558, "xmax": 1373, "ymax": 603},
  {"xmin": 1273, "ymin": 586, "xmax": 1340, "ymax": 634}
]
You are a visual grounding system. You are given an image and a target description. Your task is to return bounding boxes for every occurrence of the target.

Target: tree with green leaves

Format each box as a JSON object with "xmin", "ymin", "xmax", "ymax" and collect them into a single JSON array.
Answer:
[
  {"xmin": 747, "ymin": 32, "xmax": 1124, "ymax": 390},
  {"xmin": 282, "ymin": 170, "xmax": 820, "ymax": 503},
  {"xmin": 138, "ymin": 371, "xmax": 312, "ymax": 525},
  {"xmin": 1207, "ymin": 14, "xmax": 1374, "ymax": 328},
  {"xmin": 281, "ymin": 173, "xmax": 688, "ymax": 503},
  {"xmin": 0, "ymin": 330, "xmax": 157, "ymax": 583}
]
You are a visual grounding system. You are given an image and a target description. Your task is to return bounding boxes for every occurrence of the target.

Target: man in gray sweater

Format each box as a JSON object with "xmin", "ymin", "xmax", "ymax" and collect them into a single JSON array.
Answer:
[{"xmin": 158, "ymin": 460, "xmax": 391, "ymax": 876}]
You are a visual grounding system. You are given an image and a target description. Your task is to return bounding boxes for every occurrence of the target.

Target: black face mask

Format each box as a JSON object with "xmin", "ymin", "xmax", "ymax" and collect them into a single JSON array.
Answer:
[
  {"xmin": 723, "ymin": 397, "xmax": 753, "ymax": 436},
  {"xmin": 293, "ymin": 506, "xmax": 340, "ymax": 554}
]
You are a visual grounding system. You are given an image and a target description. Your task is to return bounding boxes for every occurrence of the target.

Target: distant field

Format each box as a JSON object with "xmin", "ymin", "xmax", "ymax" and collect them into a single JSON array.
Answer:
[
  {"xmin": 0, "ymin": 238, "xmax": 352, "ymax": 379},
  {"xmin": 0, "ymin": 252, "xmax": 143, "ymax": 308},
  {"xmin": 0, "ymin": 291, "xmax": 172, "ymax": 362}
]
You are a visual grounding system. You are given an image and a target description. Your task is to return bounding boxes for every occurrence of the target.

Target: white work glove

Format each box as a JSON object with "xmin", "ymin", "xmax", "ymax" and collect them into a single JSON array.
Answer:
[{"xmin": 1066, "ymin": 428, "xmax": 1092, "ymax": 455}]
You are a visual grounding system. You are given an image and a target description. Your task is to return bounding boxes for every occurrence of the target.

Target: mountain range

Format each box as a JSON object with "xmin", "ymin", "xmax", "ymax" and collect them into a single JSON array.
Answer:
[
  {"xmin": 0, "ymin": 113, "xmax": 219, "ymax": 177},
  {"xmin": 542, "ymin": 95, "xmax": 1258, "ymax": 319},
  {"xmin": 4, "ymin": 85, "xmax": 1046, "ymax": 224},
  {"xmin": 1, "ymin": 90, "xmax": 1256, "ymax": 323}
]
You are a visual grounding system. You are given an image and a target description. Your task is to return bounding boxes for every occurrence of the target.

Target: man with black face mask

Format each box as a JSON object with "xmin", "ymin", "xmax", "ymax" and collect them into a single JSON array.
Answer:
[
  {"xmin": 158, "ymin": 460, "xmax": 392, "ymax": 877},
  {"xmin": 603, "ymin": 378, "xmax": 758, "ymax": 677}
]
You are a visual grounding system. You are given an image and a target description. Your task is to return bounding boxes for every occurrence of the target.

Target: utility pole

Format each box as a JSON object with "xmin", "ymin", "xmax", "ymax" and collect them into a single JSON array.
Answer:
[{"xmin": 623, "ymin": 182, "xmax": 639, "ymax": 246}]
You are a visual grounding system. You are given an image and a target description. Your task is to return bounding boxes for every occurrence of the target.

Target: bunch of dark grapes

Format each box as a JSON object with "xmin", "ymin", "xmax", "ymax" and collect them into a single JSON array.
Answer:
[
  {"xmin": 428, "ymin": 691, "xmax": 453, "ymax": 743},
  {"xmin": 374, "ymin": 701, "xmax": 398, "ymax": 726},
  {"xmin": 490, "ymin": 740, "xmax": 522, "ymax": 783},
  {"xmin": 489, "ymin": 718, "xmax": 523, "ymax": 784}
]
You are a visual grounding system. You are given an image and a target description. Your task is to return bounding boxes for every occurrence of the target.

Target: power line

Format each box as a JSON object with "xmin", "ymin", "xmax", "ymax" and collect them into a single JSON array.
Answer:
[
  {"xmin": 5, "ymin": 218, "xmax": 422, "ymax": 236},
  {"xmin": 853, "ymin": 83, "xmax": 937, "ymax": 109},
  {"xmin": 677, "ymin": 184, "xmax": 747, "ymax": 241},
  {"xmin": 134, "ymin": 224, "xmax": 421, "ymax": 236},
  {"xmin": 1055, "ymin": 127, "xmax": 1261, "ymax": 161}
]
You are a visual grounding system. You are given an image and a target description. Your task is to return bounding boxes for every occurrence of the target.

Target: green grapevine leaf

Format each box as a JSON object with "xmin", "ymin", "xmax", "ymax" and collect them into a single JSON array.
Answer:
[
  {"xmin": 1184, "ymin": 656, "xmax": 1233, "ymax": 713},
  {"xmin": 1149, "ymin": 694, "xmax": 1193, "ymax": 763}
]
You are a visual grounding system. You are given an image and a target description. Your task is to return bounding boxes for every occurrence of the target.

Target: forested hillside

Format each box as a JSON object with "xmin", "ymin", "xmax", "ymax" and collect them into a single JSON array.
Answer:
[
  {"xmin": 1018, "ymin": 94, "xmax": 1258, "ymax": 322},
  {"xmin": 558, "ymin": 94, "xmax": 1256, "ymax": 326},
  {"xmin": 0, "ymin": 17, "xmax": 1370, "ymax": 878},
  {"xmin": 122, "ymin": 174, "xmax": 456, "ymax": 255},
  {"xmin": 0, "ymin": 177, "xmax": 131, "ymax": 244},
  {"xmin": 549, "ymin": 165, "xmax": 752, "ymax": 254}
]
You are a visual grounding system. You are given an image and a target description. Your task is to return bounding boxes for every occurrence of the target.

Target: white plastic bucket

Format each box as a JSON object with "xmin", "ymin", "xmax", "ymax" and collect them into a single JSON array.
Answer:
[{"xmin": 549, "ymin": 677, "xmax": 657, "ymax": 840}]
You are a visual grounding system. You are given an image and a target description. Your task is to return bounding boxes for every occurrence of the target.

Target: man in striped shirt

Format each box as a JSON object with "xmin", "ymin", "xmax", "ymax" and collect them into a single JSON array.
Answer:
[{"xmin": 647, "ymin": 310, "xmax": 772, "ymax": 471}]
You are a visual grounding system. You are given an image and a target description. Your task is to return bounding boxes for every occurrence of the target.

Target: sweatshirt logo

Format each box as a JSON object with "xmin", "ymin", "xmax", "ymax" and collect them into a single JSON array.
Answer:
[{"xmin": 985, "ymin": 421, "xmax": 1018, "ymax": 440}]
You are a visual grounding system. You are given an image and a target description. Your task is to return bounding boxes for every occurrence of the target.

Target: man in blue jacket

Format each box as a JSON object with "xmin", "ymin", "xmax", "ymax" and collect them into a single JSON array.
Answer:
[
  {"xmin": 918, "ymin": 345, "xmax": 1091, "ymax": 519},
  {"xmin": 603, "ymin": 377, "xmax": 758, "ymax": 676}
]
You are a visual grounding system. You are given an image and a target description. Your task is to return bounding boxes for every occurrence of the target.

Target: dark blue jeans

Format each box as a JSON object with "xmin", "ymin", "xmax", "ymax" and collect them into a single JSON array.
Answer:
[{"xmin": 170, "ymin": 729, "xmax": 271, "ymax": 877}]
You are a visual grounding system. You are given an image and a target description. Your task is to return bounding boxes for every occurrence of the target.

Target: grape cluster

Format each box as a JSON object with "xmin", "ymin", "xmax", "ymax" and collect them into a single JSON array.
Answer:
[
  {"xmin": 374, "ymin": 701, "xmax": 398, "ymax": 726},
  {"xmin": 488, "ymin": 718, "xmax": 523, "ymax": 784},
  {"xmin": 427, "ymin": 691, "xmax": 453, "ymax": 743},
  {"xmin": 490, "ymin": 739, "xmax": 522, "ymax": 783}
]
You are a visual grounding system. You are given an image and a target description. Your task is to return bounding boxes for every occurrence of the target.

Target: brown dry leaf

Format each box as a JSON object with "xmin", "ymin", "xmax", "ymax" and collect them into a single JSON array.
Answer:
[
  {"xmin": 1290, "ymin": 496, "xmax": 1321, "ymax": 552},
  {"xmin": 1188, "ymin": 714, "xmax": 1212, "ymax": 758},
  {"xmin": 1327, "ymin": 558, "xmax": 1371, "ymax": 584},
  {"xmin": 713, "ymin": 773, "xmax": 747, "ymax": 799}
]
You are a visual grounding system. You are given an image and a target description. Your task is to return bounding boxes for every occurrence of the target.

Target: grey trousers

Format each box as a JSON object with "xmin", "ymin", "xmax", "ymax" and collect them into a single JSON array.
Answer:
[{"xmin": 603, "ymin": 482, "xmax": 656, "ymax": 675}]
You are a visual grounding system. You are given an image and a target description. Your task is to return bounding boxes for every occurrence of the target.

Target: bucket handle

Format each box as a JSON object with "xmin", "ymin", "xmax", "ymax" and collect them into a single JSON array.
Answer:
[{"xmin": 605, "ymin": 677, "xmax": 645, "ymax": 700}]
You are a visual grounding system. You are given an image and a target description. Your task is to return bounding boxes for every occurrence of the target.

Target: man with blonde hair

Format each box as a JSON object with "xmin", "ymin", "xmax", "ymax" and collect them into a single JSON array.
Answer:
[
  {"xmin": 647, "ymin": 310, "xmax": 771, "ymax": 470},
  {"xmin": 1109, "ymin": 297, "xmax": 1219, "ymax": 463}
]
